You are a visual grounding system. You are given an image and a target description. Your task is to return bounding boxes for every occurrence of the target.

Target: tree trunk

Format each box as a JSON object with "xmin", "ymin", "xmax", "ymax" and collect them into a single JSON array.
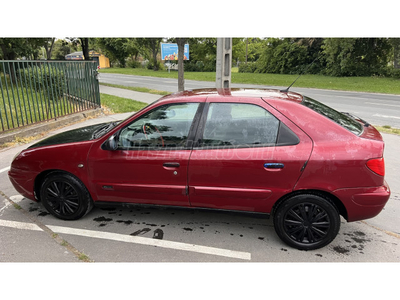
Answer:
[
  {"xmin": 176, "ymin": 38, "xmax": 186, "ymax": 92},
  {"xmin": 394, "ymin": 39, "xmax": 400, "ymax": 69},
  {"xmin": 44, "ymin": 38, "xmax": 55, "ymax": 60},
  {"xmin": 80, "ymin": 38, "xmax": 90, "ymax": 60},
  {"xmin": 151, "ymin": 39, "xmax": 159, "ymax": 71}
]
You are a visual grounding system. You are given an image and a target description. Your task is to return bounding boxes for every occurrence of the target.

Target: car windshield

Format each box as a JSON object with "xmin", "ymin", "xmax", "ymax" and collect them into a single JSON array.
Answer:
[{"xmin": 301, "ymin": 96, "xmax": 364, "ymax": 135}]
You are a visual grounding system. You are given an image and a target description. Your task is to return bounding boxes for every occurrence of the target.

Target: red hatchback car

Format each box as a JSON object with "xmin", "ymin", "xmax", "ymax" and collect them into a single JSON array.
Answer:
[{"xmin": 9, "ymin": 88, "xmax": 390, "ymax": 250}]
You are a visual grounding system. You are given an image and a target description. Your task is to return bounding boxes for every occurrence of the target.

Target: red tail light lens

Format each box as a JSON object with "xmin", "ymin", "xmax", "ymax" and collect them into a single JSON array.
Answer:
[{"xmin": 366, "ymin": 158, "xmax": 385, "ymax": 176}]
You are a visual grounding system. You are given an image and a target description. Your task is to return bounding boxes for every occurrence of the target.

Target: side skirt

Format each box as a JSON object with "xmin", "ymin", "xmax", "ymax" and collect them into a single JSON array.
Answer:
[{"xmin": 94, "ymin": 201, "xmax": 270, "ymax": 219}]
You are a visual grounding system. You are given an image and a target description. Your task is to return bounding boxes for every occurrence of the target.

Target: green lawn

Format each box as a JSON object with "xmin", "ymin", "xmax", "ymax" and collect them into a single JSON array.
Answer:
[
  {"xmin": 1, "ymin": 89, "xmax": 78, "ymax": 132},
  {"xmin": 100, "ymin": 67, "xmax": 400, "ymax": 95},
  {"xmin": 100, "ymin": 93, "xmax": 148, "ymax": 113}
]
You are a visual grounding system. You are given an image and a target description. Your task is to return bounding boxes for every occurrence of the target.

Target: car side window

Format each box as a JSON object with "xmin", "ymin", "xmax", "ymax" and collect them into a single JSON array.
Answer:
[
  {"xmin": 200, "ymin": 103, "xmax": 280, "ymax": 147},
  {"xmin": 118, "ymin": 103, "xmax": 200, "ymax": 149}
]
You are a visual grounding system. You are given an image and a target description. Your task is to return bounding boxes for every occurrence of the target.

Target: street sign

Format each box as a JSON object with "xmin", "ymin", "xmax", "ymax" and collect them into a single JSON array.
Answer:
[{"xmin": 161, "ymin": 43, "xmax": 189, "ymax": 60}]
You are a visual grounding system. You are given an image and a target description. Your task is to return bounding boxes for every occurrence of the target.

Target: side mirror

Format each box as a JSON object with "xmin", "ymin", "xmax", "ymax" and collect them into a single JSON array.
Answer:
[{"xmin": 102, "ymin": 134, "xmax": 118, "ymax": 151}]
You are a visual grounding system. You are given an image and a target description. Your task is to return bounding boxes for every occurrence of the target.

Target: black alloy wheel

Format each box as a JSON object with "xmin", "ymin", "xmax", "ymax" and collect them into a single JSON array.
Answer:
[
  {"xmin": 273, "ymin": 194, "xmax": 340, "ymax": 250},
  {"xmin": 40, "ymin": 172, "xmax": 93, "ymax": 220}
]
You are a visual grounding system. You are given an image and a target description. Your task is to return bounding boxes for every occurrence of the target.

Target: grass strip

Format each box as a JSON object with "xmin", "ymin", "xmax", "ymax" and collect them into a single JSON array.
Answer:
[
  {"xmin": 100, "ymin": 93, "xmax": 148, "ymax": 114},
  {"xmin": 100, "ymin": 67, "xmax": 400, "ymax": 95},
  {"xmin": 100, "ymin": 83, "xmax": 169, "ymax": 96},
  {"xmin": 375, "ymin": 125, "xmax": 400, "ymax": 135}
]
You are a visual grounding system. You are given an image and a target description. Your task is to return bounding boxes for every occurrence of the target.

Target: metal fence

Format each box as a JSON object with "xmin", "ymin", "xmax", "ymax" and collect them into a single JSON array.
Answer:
[{"xmin": 0, "ymin": 60, "xmax": 100, "ymax": 132}]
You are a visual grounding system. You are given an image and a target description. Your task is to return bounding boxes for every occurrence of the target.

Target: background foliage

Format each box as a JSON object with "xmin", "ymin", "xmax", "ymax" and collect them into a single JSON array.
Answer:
[{"xmin": 1, "ymin": 38, "xmax": 399, "ymax": 78}]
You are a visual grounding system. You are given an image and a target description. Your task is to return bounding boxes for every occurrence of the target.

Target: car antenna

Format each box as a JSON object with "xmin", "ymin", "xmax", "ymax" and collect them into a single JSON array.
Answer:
[{"xmin": 280, "ymin": 53, "xmax": 320, "ymax": 93}]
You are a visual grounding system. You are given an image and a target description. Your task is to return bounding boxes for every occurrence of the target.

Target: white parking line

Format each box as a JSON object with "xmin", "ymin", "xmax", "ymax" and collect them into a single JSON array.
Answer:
[
  {"xmin": 0, "ymin": 201, "xmax": 12, "ymax": 216},
  {"xmin": 0, "ymin": 166, "xmax": 10, "ymax": 174},
  {"xmin": 0, "ymin": 219, "xmax": 43, "ymax": 231},
  {"xmin": 48, "ymin": 225, "xmax": 251, "ymax": 260},
  {"xmin": 0, "ymin": 218, "xmax": 251, "ymax": 260}
]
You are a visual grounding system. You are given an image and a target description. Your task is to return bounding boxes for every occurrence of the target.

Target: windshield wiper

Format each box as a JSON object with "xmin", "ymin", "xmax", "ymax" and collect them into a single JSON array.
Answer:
[{"xmin": 92, "ymin": 122, "xmax": 118, "ymax": 139}]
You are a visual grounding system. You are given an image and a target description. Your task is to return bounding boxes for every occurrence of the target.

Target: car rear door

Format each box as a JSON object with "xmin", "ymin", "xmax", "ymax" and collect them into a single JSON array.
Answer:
[{"xmin": 187, "ymin": 97, "xmax": 313, "ymax": 213}]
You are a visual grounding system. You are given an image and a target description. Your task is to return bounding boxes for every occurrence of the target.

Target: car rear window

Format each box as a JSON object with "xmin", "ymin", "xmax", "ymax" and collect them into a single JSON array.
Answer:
[{"xmin": 301, "ymin": 96, "xmax": 363, "ymax": 135}]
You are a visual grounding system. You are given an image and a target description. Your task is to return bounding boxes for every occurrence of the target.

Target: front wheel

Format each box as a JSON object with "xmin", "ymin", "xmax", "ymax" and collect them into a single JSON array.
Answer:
[
  {"xmin": 40, "ymin": 172, "xmax": 93, "ymax": 220},
  {"xmin": 273, "ymin": 194, "xmax": 340, "ymax": 250}
]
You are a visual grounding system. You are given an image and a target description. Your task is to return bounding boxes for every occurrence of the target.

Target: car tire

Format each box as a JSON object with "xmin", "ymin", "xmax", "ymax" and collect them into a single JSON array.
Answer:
[
  {"xmin": 273, "ymin": 194, "xmax": 340, "ymax": 250},
  {"xmin": 40, "ymin": 172, "xmax": 93, "ymax": 220}
]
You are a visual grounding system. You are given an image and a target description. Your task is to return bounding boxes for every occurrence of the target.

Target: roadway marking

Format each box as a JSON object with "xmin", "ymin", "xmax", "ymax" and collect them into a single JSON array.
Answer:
[
  {"xmin": 0, "ymin": 218, "xmax": 251, "ymax": 260},
  {"xmin": 373, "ymin": 114, "xmax": 400, "ymax": 120},
  {"xmin": 48, "ymin": 225, "xmax": 251, "ymax": 260},
  {"xmin": 0, "ymin": 196, "xmax": 26, "ymax": 216},
  {"xmin": 0, "ymin": 219, "xmax": 43, "ymax": 231},
  {"xmin": 365, "ymin": 102, "xmax": 400, "ymax": 108},
  {"xmin": 0, "ymin": 167, "xmax": 10, "ymax": 174}
]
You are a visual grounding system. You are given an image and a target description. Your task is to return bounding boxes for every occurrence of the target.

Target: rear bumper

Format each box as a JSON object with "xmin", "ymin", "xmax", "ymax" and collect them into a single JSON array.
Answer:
[{"xmin": 333, "ymin": 181, "xmax": 390, "ymax": 222}]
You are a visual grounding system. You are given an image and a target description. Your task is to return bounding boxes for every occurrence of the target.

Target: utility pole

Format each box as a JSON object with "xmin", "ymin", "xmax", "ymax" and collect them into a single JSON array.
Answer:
[
  {"xmin": 176, "ymin": 38, "xmax": 186, "ymax": 91},
  {"xmin": 216, "ymin": 38, "xmax": 232, "ymax": 89}
]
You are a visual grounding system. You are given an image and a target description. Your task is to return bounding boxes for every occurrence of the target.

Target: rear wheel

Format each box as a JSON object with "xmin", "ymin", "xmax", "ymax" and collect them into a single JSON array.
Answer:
[
  {"xmin": 273, "ymin": 194, "xmax": 340, "ymax": 250},
  {"xmin": 40, "ymin": 172, "xmax": 93, "ymax": 220}
]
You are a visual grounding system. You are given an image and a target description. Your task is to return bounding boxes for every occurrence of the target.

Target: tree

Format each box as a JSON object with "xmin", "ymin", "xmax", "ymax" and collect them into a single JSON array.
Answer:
[
  {"xmin": 66, "ymin": 38, "xmax": 92, "ymax": 60},
  {"xmin": 390, "ymin": 38, "xmax": 400, "ymax": 69},
  {"xmin": 124, "ymin": 38, "xmax": 141, "ymax": 62},
  {"xmin": 184, "ymin": 38, "xmax": 217, "ymax": 72},
  {"xmin": 322, "ymin": 38, "xmax": 392, "ymax": 76},
  {"xmin": 51, "ymin": 39, "xmax": 77, "ymax": 60},
  {"xmin": 136, "ymin": 38, "xmax": 162, "ymax": 71},
  {"xmin": 95, "ymin": 38, "xmax": 129, "ymax": 67},
  {"xmin": 256, "ymin": 38, "xmax": 311, "ymax": 74},
  {"xmin": 80, "ymin": 38, "xmax": 90, "ymax": 61},
  {"xmin": 0, "ymin": 38, "xmax": 49, "ymax": 82},
  {"xmin": 43, "ymin": 38, "xmax": 55, "ymax": 60},
  {"xmin": 231, "ymin": 38, "xmax": 264, "ymax": 65},
  {"xmin": 0, "ymin": 38, "xmax": 47, "ymax": 60}
]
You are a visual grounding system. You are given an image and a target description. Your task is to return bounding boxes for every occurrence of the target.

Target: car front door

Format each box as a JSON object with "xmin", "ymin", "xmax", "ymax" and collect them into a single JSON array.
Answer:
[
  {"xmin": 188, "ymin": 98, "xmax": 313, "ymax": 213},
  {"xmin": 88, "ymin": 101, "xmax": 203, "ymax": 206}
]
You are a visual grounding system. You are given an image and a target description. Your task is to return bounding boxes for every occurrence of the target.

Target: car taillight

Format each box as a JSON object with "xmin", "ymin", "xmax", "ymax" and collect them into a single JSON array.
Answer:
[{"xmin": 366, "ymin": 158, "xmax": 385, "ymax": 176}]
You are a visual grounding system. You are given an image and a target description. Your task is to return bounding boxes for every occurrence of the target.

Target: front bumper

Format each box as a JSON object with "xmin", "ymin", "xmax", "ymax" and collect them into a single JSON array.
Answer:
[
  {"xmin": 8, "ymin": 167, "xmax": 38, "ymax": 201},
  {"xmin": 333, "ymin": 181, "xmax": 390, "ymax": 222}
]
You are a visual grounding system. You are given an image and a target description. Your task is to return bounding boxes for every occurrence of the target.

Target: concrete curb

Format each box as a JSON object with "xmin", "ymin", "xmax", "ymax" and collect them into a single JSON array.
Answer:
[{"xmin": 0, "ymin": 108, "xmax": 104, "ymax": 144}]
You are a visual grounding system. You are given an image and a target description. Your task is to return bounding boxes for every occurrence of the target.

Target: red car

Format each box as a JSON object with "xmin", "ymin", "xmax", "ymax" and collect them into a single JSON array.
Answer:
[{"xmin": 8, "ymin": 88, "xmax": 390, "ymax": 250}]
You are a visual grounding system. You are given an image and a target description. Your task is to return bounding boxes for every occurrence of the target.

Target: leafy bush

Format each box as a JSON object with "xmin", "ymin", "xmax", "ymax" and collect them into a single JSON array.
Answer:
[
  {"xmin": 18, "ymin": 64, "xmax": 65, "ymax": 100},
  {"xmin": 146, "ymin": 60, "xmax": 164, "ymax": 71},
  {"xmin": 238, "ymin": 62, "xmax": 258, "ymax": 73},
  {"xmin": 256, "ymin": 38, "xmax": 313, "ymax": 74},
  {"xmin": 383, "ymin": 67, "xmax": 400, "ymax": 78},
  {"xmin": 126, "ymin": 60, "xmax": 141, "ymax": 68},
  {"xmin": 184, "ymin": 61, "xmax": 202, "ymax": 72},
  {"xmin": 322, "ymin": 38, "xmax": 392, "ymax": 77},
  {"xmin": 184, "ymin": 59, "xmax": 216, "ymax": 72}
]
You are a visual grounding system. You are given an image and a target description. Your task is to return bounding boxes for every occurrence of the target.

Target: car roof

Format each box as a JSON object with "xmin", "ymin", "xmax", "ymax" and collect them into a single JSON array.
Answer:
[{"xmin": 159, "ymin": 88, "xmax": 304, "ymax": 103}]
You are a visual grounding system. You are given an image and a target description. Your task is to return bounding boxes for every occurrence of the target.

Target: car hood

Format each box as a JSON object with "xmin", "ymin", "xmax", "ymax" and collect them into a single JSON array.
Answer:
[{"xmin": 28, "ymin": 122, "xmax": 112, "ymax": 149}]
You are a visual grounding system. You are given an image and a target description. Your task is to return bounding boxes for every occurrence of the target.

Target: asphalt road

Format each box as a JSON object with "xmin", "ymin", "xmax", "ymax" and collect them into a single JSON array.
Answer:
[
  {"xmin": 100, "ymin": 73, "xmax": 400, "ymax": 128},
  {"xmin": 0, "ymin": 108, "xmax": 399, "ymax": 263}
]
